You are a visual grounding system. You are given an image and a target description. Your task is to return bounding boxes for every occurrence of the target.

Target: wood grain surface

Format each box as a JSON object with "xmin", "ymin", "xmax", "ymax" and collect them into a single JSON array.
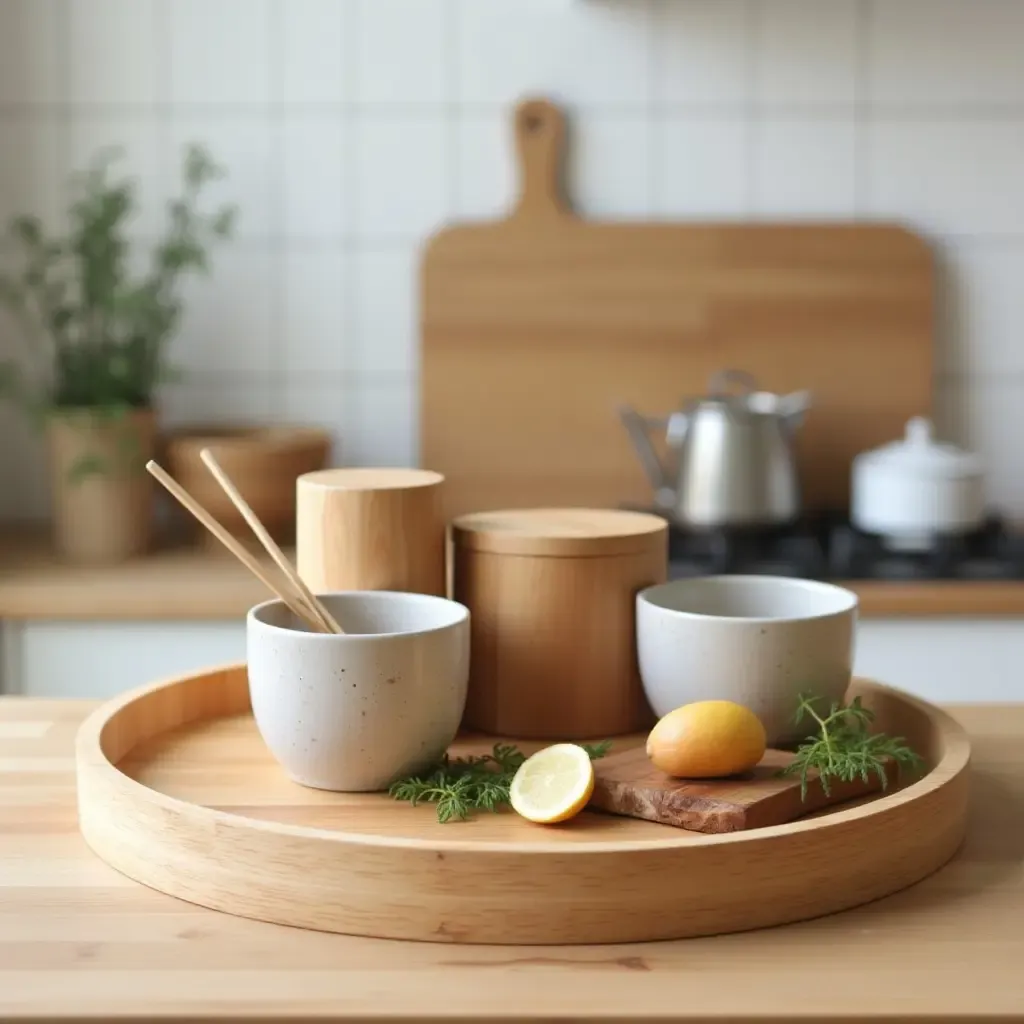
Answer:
[
  {"xmin": 75, "ymin": 665, "xmax": 968, "ymax": 946},
  {"xmin": 295, "ymin": 468, "xmax": 447, "ymax": 596},
  {"xmin": 2, "ymin": 695, "xmax": 1020, "ymax": 1022},
  {"xmin": 451, "ymin": 508, "xmax": 667, "ymax": 738},
  {"xmin": 420, "ymin": 97, "xmax": 934, "ymax": 522},
  {"xmin": 1, "ymin": 528, "xmax": 1023, "ymax": 621},
  {"xmin": 590, "ymin": 745, "xmax": 894, "ymax": 833}
]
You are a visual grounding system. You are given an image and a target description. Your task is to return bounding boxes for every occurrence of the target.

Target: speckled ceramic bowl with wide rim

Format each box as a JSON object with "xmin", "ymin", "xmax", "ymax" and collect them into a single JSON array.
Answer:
[{"xmin": 246, "ymin": 590, "xmax": 470, "ymax": 792}]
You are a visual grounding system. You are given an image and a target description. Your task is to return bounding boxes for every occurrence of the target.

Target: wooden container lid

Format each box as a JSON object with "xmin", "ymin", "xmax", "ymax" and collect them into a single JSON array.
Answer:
[
  {"xmin": 451, "ymin": 508, "xmax": 668, "ymax": 557},
  {"xmin": 298, "ymin": 468, "xmax": 443, "ymax": 491}
]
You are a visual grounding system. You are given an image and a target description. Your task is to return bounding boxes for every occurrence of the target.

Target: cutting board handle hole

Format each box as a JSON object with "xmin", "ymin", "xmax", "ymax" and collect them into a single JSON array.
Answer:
[{"xmin": 513, "ymin": 97, "xmax": 569, "ymax": 220}]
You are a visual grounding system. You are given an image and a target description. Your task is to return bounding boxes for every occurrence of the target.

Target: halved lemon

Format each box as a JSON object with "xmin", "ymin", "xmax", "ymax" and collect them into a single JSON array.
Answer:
[{"xmin": 509, "ymin": 743, "xmax": 595, "ymax": 824}]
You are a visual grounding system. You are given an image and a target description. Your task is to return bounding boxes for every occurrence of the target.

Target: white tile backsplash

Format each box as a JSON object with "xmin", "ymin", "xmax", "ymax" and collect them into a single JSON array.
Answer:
[
  {"xmin": 567, "ymin": 117, "xmax": 653, "ymax": 219},
  {"xmin": 870, "ymin": 0, "xmax": 1024, "ymax": 107},
  {"xmin": 937, "ymin": 242, "xmax": 1024, "ymax": 378},
  {"xmin": 866, "ymin": 120, "xmax": 1024, "ymax": 236},
  {"xmin": 353, "ymin": 116, "xmax": 449, "ymax": 239},
  {"xmin": 752, "ymin": 118, "xmax": 857, "ymax": 217},
  {"xmin": 356, "ymin": 0, "xmax": 450, "ymax": 107},
  {"xmin": 1, "ymin": 0, "xmax": 1023, "ymax": 516},
  {"xmin": 454, "ymin": 113, "xmax": 515, "ymax": 220},
  {"xmin": 0, "ymin": 115, "xmax": 65, "ymax": 230},
  {"xmin": 0, "ymin": 0, "xmax": 60, "ymax": 107},
  {"xmin": 350, "ymin": 378, "xmax": 418, "ymax": 467},
  {"xmin": 282, "ymin": 117, "xmax": 349, "ymax": 240},
  {"xmin": 352, "ymin": 247, "xmax": 418, "ymax": 377},
  {"xmin": 282, "ymin": 378, "xmax": 417, "ymax": 468},
  {"xmin": 283, "ymin": 248, "xmax": 350, "ymax": 376},
  {"xmin": 168, "ymin": 0, "xmax": 273, "ymax": 107},
  {"xmin": 653, "ymin": 116, "xmax": 749, "ymax": 217},
  {"xmin": 458, "ymin": 0, "xmax": 652, "ymax": 108},
  {"xmin": 936, "ymin": 377, "xmax": 1024, "ymax": 514},
  {"xmin": 0, "ymin": 400, "xmax": 47, "ymax": 519},
  {"xmin": 161, "ymin": 378, "xmax": 276, "ymax": 429},
  {"xmin": 173, "ymin": 247, "xmax": 278, "ymax": 375},
  {"xmin": 280, "ymin": 379, "xmax": 348, "ymax": 460},
  {"xmin": 755, "ymin": 0, "xmax": 858, "ymax": 108},
  {"xmin": 281, "ymin": 0, "xmax": 351, "ymax": 105},
  {"xmin": 68, "ymin": 0, "xmax": 157, "ymax": 108},
  {"xmin": 653, "ymin": 0, "xmax": 749, "ymax": 106}
]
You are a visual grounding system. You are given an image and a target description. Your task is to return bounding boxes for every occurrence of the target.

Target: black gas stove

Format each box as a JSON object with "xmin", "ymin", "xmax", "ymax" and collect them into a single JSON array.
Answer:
[{"xmin": 646, "ymin": 510, "xmax": 1024, "ymax": 582}]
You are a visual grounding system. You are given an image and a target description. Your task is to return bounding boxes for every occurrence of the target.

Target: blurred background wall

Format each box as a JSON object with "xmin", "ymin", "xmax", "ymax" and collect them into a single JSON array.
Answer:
[{"xmin": 1, "ymin": 0, "xmax": 1021, "ymax": 518}]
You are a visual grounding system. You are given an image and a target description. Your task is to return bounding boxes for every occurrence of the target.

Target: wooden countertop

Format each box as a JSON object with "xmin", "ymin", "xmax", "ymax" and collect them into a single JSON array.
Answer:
[
  {"xmin": 2, "ymin": 527, "xmax": 1024, "ymax": 620},
  {"xmin": 1, "ymin": 697, "xmax": 1021, "ymax": 1022}
]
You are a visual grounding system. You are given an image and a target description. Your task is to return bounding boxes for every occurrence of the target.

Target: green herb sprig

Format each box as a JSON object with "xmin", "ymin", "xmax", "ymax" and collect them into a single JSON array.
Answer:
[
  {"xmin": 390, "ymin": 741, "xmax": 611, "ymax": 824},
  {"xmin": 778, "ymin": 693, "xmax": 924, "ymax": 800}
]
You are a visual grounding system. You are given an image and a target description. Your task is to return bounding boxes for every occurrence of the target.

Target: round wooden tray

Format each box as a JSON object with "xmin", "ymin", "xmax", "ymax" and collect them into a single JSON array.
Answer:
[{"xmin": 76, "ymin": 664, "xmax": 971, "ymax": 945}]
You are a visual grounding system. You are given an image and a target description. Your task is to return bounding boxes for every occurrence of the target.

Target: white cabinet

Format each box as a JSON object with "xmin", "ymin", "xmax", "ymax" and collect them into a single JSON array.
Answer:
[
  {"xmin": 1, "ymin": 620, "xmax": 245, "ymax": 699},
  {"xmin": 2, "ymin": 618, "xmax": 1023, "ymax": 704},
  {"xmin": 854, "ymin": 619, "xmax": 1024, "ymax": 704}
]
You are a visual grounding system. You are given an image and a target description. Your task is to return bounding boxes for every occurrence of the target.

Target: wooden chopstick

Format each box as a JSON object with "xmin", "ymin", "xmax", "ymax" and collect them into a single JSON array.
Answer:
[
  {"xmin": 145, "ymin": 459, "xmax": 328, "ymax": 633},
  {"xmin": 198, "ymin": 448, "xmax": 344, "ymax": 635}
]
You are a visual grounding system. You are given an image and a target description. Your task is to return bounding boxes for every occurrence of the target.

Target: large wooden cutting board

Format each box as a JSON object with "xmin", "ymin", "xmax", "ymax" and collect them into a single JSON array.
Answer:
[{"xmin": 420, "ymin": 97, "xmax": 935, "ymax": 521}]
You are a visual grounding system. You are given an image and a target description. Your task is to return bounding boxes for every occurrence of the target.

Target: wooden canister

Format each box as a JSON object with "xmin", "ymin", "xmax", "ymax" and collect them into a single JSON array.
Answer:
[
  {"xmin": 452, "ymin": 508, "xmax": 668, "ymax": 740},
  {"xmin": 296, "ymin": 468, "xmax": 446, "ymax": 596}
]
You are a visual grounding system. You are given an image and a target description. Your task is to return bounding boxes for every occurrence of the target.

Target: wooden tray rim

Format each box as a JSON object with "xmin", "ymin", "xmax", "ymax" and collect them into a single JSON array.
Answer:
[{"xmin": 76, "ymin": 662, "xmax": 970, "ymax": 854}]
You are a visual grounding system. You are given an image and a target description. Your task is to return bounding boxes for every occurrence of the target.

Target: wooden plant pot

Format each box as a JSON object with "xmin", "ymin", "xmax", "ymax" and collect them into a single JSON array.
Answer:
[{"xmin": 47, "ymin": 407, "xmax": 157, "ymax": 565}]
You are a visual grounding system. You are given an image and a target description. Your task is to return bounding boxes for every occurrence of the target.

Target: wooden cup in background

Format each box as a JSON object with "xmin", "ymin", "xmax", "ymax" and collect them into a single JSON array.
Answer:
[{"xmin": 296, "ymin": 468, "xmax": 447, "ymax": 597}]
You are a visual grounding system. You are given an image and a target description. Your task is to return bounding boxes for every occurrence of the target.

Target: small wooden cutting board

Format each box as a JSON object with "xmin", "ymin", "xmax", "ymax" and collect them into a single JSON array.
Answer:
[{"xmin": 590, "ymin": 746, "xmax": 894, "ymax": 834}]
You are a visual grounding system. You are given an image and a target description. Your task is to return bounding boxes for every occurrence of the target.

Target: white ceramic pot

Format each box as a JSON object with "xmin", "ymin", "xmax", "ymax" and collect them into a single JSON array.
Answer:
[
  {"xmin": 851, "ymin": 417, "xmax": 985, "ymax": 552},
  {"xmin": 636, "ymin": 576, "xmax": 858, "ymax": 745},
  {"xmin": 247, "ymin": 591, "xmax": 470, "ymax": 792}
]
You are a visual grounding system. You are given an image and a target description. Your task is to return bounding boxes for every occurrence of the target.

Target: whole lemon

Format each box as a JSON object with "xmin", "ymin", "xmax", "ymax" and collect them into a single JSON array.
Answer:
[{"xmin": 646, "ymin": 700, "xmax": 767, "ymax": 778}]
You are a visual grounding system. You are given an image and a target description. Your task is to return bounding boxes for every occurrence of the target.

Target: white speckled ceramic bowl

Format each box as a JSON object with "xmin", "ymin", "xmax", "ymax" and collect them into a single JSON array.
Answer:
[
  {"xmin": 637, "ymin": 576, "xmax": 858, "ymax": 745},
  {"xmin": 246, "ymin": 591, "xmax": 470, "ymax": 792}
]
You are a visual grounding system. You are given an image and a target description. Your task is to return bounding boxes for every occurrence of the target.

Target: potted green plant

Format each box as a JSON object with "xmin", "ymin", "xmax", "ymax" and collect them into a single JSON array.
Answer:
[{"xmin": 0, "ymin": 144, "xmax": 236, "ymax": 564}]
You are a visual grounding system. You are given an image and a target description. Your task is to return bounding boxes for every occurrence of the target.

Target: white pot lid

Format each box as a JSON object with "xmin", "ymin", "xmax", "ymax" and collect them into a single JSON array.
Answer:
[{"xmin": 856, "ymin": 417, "xmax": 984, "ymax": 478}]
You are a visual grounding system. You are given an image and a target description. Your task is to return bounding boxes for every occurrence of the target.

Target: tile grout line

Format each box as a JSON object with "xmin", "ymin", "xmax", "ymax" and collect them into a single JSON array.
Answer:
[
  {"xmin": 154, "ymin": 0, "xmax": 172, "ymax": 182},
  {"xmin": 646, "ymin": 0, "xmax": 660, "ymax": 213},
  {"xmin": 5, "ymin": 101, "xmax": 1024, "ymax": 119},
  {"xmin": 106, "ymin": 229, "xmax": 1024, "ymax": 251},
  {"xmin": 853, "ymin": 0, "xmax": 872, "ymax": 218},
  {"xmin": 152, "ymin": 0, "xmax": 173, "ymax": 419},
  {"xmin": 419, "ymin": 0, "xmax": 465, "ymax": 466},
  {"xmin": 742, "ymin": 0, "xmax": 759, "ymax": 217},
  {"xmin": 341, "ymin": 0, "xmax": 361, "ymax": 427},
  {"xmin": 54, "ymin": 0, "xmax": 71, "ymax": 206},
  {"xmin": 267, "ymin": 0, "xmax": 287, "ymax": 421},
  {"xmin": 445, "ymin": 0, "xmax": 461, "ymax": 220}
]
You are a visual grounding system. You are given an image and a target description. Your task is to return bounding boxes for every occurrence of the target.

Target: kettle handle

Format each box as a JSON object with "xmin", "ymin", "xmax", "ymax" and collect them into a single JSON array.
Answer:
[
  {"xmin": 779, "ymin": 389, "xmax": 813, "ymax": 430},
  {"xmin": 709, "ymin": 369, "xmax": 758, "ymax": 396},
  {"xmin": 617, "ymin": 405, "xmax": 677, "ymax": 503}
]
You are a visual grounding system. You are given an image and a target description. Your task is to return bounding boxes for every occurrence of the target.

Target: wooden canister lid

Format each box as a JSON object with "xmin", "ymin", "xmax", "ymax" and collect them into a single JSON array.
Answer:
[
  {"xmin": 451, "ymin": 508, "xmax": 668, "ymax": 557},
  {"xmin": 298, "ymin": 468, "xmax": 443, "ymax": 490}
]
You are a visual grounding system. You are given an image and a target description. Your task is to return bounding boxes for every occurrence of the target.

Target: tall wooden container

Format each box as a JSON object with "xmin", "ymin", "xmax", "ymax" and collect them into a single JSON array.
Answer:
[
  {"xmin": 452, "ymin": 508, "xmax": 668, "ymax": 740},
  {"xmin": 296, "ymin": 468, "xmax": 446, "ymax": 596}
]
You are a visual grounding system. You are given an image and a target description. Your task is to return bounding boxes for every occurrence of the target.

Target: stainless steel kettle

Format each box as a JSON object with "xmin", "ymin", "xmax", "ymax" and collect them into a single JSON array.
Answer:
[{"xmin": 619, "ymin": 370, "xmax": 811, "ymax": 529}]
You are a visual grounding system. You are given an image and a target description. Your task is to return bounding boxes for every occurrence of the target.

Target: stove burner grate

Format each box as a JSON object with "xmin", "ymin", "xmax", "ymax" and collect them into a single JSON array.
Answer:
[{"xmin": 642, "ymin": 508, "xmax": 1024, "ymax": 583}]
